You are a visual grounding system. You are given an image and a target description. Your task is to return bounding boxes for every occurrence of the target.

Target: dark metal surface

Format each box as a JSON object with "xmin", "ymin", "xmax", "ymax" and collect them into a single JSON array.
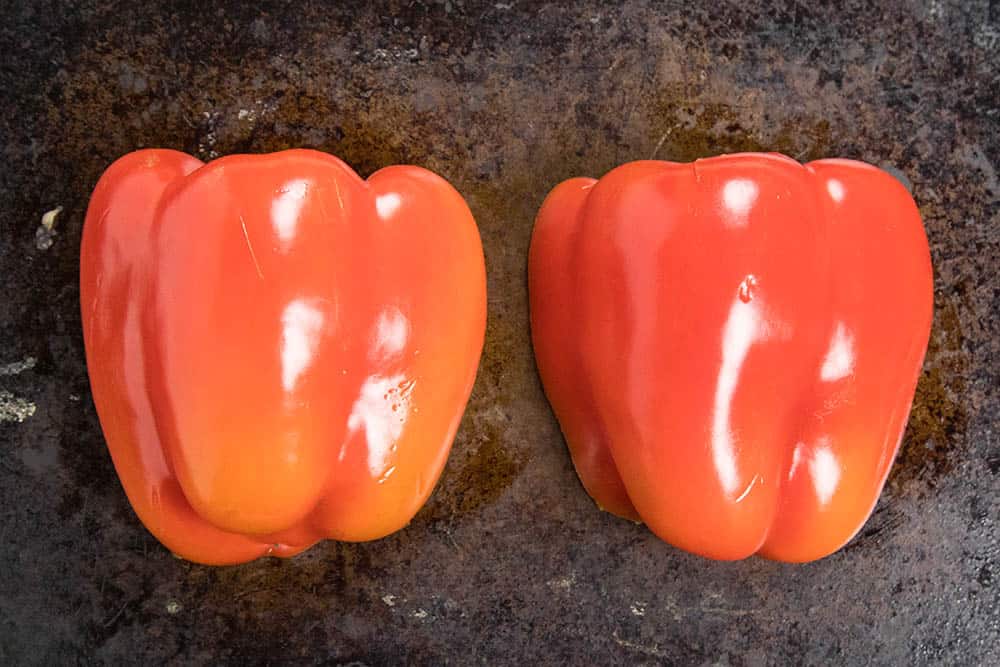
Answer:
[{"xmin": 1, "ymin": 0, "xmax": 998, "ymax": 663}]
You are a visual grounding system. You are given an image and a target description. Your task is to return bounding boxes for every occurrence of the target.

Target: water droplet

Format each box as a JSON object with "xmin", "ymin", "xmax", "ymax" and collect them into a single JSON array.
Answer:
[
  {"xmin": 378, "ymin": 465, "xmax": 397, "ymax": 484},
  {"xmin": 738, "ymin": 274, "xmax": 758, "ymax": 303}
]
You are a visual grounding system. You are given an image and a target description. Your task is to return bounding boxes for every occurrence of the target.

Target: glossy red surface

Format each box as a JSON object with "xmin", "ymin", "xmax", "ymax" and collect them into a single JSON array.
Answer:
[
  {"xmin": 529, "ymin": 153, "xmax": 933, "ymax": 562},
  {"xmin": 81, "ymin": 149, "xmax": 486, "ymax": 565}
]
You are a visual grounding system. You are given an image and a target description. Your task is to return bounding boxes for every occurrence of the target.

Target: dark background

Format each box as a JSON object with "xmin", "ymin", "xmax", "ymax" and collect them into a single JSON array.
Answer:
[{"xmin": 1, "ymin": 0, "xmax": 998, "ymax": 664}]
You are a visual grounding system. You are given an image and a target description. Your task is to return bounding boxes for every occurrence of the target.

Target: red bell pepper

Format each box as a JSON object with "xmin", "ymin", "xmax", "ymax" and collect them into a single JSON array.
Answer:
[
  {"xmin": 529, "ymin": 153, "xmax": 932, "ymax": 562},
  {"xmin": 81, "ymin": 149, "xmax": 486, "ymax": 565}
]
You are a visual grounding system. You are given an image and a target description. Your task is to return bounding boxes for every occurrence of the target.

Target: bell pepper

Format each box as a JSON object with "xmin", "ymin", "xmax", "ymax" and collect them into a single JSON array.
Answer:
[
  {"xmin": 529, "ymin": 153, "xmax": 932, "ymax": 562},
  {"xmin": 81, "ymin": 149, "xmax": 486, "ymax": 565}
]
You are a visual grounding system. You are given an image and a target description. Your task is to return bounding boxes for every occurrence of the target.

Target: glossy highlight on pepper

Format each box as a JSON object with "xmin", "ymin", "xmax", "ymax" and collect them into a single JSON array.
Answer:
[
  {"xmin": 529, "ymin": 153, "xmax": 932, "ymax": 562},
  {"xmin": 81, "ymin": 149, "xmax": 486, "ymax": 565}
]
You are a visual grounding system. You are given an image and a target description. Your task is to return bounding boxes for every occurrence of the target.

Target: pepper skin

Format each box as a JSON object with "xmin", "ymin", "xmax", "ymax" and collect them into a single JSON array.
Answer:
[
  {"xmin": 81, "ymin": 149, "xmax": 486, "ymax": 565},
  {"xmin": 529, "ymin": 153, "xmax": 932, "ymax": 562}
]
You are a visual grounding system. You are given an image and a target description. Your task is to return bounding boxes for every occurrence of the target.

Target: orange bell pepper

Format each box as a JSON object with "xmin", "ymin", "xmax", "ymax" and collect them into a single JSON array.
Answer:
[
  {"xmin": 529, "ymin": 153, "xmax": 932, "ymax": 562},
  {"xmin": 81, "ymin": 149, "xmax": 486, "ymax": 565}
]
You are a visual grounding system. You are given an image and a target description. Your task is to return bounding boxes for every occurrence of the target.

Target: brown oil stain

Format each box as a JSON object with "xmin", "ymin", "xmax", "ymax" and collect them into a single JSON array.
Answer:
[
  {"xmin": 452, "ymin": 419, "xmax": 527, "ymax": 516},
  {"xmin": 417, "ymin": 418, "xmax": 527, "ymax": 524},
  {"xmin": 191, "ymin": 90, "xmax": 459, "ymax": 177},
  {"xmin": 888, "ymin": 298, "xmax": 968, "ymax": 493},
  {"xmin": 649, "ymin": 93, "xmax": 834, "ymax": 163}
]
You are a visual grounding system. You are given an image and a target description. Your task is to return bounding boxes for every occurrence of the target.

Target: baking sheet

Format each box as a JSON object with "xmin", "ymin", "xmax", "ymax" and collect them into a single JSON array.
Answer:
[{"xmin": 1, "ymin": 1, "xmax": 997, "ymax": 663}]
